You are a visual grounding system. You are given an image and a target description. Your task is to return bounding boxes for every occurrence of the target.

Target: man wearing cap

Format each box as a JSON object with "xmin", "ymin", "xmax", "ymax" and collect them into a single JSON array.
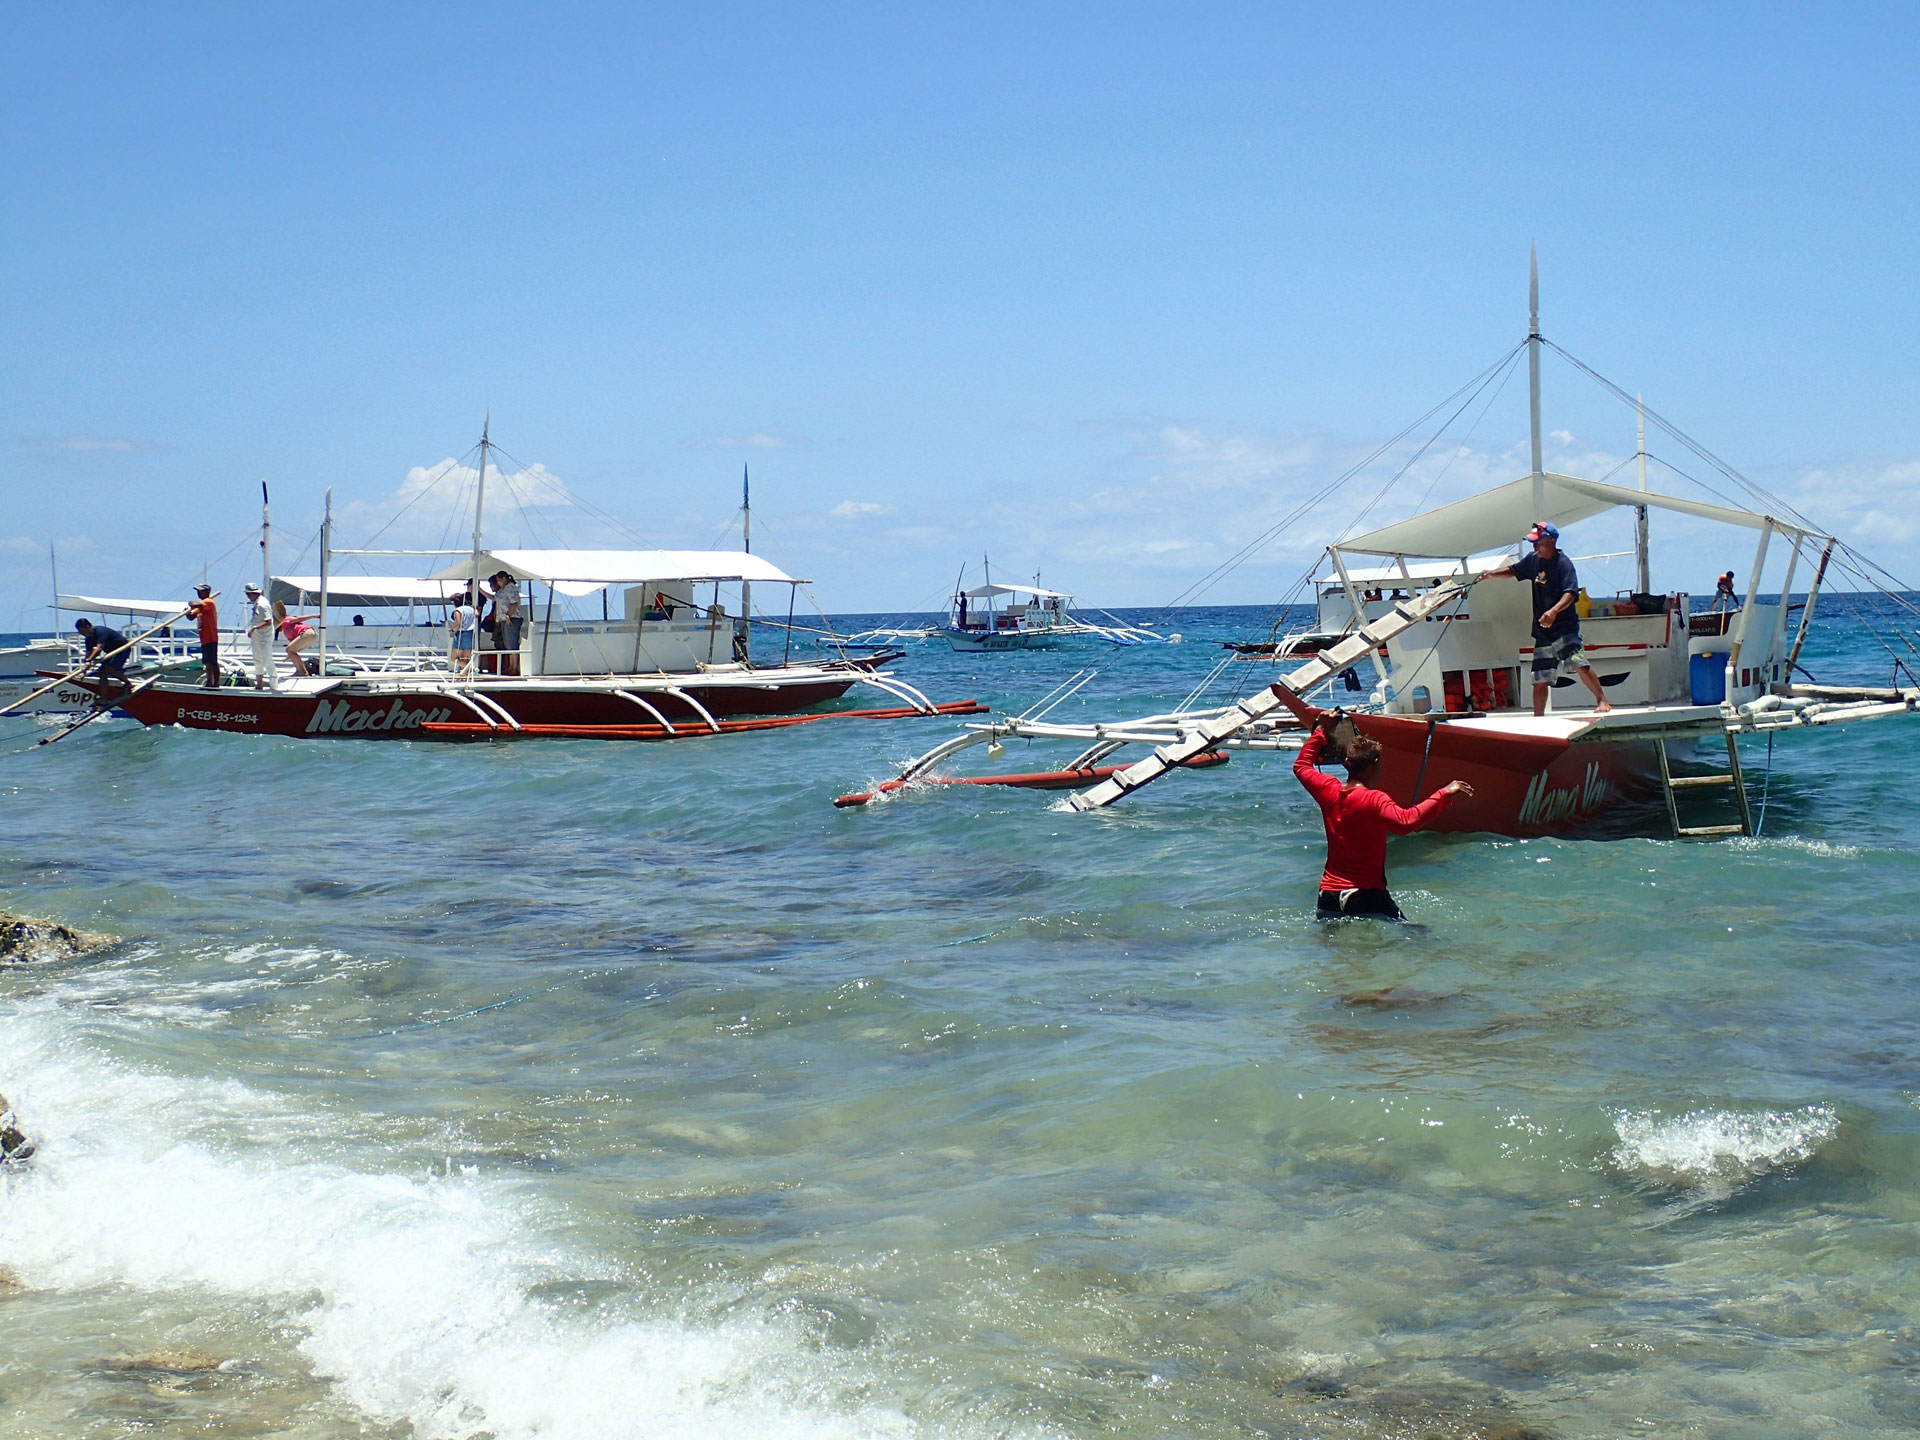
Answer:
[
  {"xmin": 244, "ymin": 583, "xmax": 279, "ymax": 690},
  {"xmin": 1486, "ymin": 523, "xmax": 1611, "ymax": 715},
  {"xmin": 485, "ymin": 569, "xmax": 522, "ymax": 677},
  {"xmin": 186, "ymin": 584, "xmax": 221, "ymax": 689}
]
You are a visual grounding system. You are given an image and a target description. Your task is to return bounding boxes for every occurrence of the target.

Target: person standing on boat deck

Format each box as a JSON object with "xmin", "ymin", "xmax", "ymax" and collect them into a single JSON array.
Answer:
[
  {"xmin": 74, "ymin": 619, "xmax": 132, "ymax": 693},
  {"xmin": 243, "ymin": 583, "xmax": 278, "ymax": 691},
  {"xmin": 1484, "ymin": 522, "xmax": 1612, "ymax": 716},
  {"xmin": 447, "ymin": 593, "xmax": 478, "ymax": 675},
  {"xmin": 1292, "ymin": 705, "xmax": 1471, "ymax": 920},
  {"xmin": 186, "ymin": 584, "xmax": 220, "ymax": 689},
  {"xmin": 272, "ymin": 601, "xmax": 320, "ymax": 676},
  {"xmin": 485, "ymin": 570, "xmax": 522, "ymax": 677}
]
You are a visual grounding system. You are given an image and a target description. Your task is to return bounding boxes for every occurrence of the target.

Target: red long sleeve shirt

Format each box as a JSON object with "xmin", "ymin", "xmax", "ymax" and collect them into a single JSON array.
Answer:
[{"xmin": 1293, "ymin": 729, "xmax": 1452, "ymax": 891}]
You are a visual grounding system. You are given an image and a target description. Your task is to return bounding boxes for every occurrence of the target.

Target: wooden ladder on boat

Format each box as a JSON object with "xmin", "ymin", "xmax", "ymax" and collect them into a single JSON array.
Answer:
[{"xmin": 1656, "ymin": 733, "xmax": 1753, "ymax": 838}]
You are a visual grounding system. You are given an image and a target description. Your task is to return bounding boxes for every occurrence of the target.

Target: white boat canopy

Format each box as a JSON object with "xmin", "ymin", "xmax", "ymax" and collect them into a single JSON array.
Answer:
[
  {"xmin": 56, "ymin": 594, "xmax": 185, "ymax": 617},
  {"xmin": 1315, "ymin": 560, "xmax": 1480, "ymax": 587},
  {"xmin": 959, "ymin": 582, "xmax": 1070, "ymax": 600},
  {"xmin": 273, "ymin": 575, "xmax": 465, "ymax": 608},
  {"xmin": 431, "ymin": 549, "xmax": 802, "ymax": 597},
  {"xmin": 1334, "ymin": 471, "xmax": 1828, "ymax": 560}
]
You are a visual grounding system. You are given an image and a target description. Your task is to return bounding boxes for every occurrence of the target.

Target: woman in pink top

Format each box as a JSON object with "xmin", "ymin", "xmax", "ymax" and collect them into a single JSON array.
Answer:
[{"xmin": 272, "ymin": 601, "xmax": 321, "ymax": 677}]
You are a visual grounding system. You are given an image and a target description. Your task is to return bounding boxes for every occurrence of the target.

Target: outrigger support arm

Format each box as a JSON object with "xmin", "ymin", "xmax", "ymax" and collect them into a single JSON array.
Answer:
[{"xmin": 1066, "ymin": 570, "xmax": 1482, "ymax": 811}]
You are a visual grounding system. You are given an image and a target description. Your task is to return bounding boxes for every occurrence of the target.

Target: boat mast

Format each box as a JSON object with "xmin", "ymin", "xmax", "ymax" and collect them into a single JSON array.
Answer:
[
  {"xmin": 739, "ymin": 463, "xmax": 751, "ymax": 663},
  {"xmin": 470, "ymin": 415, "xmax": 491, "ymax": 652},
  {"xmin": 317, "ymin": 488, "xmax": 332, "ymax": 675},
  {"xmin": 1528, "ymin": 244, "xmax": 1544, "ymax": 522},
  {"xmin": 48, "ymin": 542, "xmax": 58, "ymax": 637},
  {"xmin": 1634, "ymin": 395, "xmax": 1651, "ymax": 594},
  {"xmin": 260, "ymin": 481, "xmax": 273, "ymax": 599}
]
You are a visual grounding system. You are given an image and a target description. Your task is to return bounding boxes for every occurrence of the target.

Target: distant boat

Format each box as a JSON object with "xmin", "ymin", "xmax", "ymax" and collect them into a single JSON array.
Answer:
[{"xmin": 943, "ymin": 562, "xmax": 1163, "ymax": 652}]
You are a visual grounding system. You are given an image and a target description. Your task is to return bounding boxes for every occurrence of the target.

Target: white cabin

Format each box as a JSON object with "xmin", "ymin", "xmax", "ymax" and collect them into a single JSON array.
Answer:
[{"xmin": 1327, "ymin": 472, "xmax": 1813, "ymax": 717}]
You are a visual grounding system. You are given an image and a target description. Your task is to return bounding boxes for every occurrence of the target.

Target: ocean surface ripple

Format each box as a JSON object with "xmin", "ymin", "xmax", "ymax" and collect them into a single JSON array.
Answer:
[{"xmin": 3, "ymin": 605, "xmax": 1918, "ymax": 1439}]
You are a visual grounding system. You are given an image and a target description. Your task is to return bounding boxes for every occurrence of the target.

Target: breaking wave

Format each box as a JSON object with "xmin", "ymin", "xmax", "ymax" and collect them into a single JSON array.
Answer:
[
  {"xmin": 1608, "ymin": 1105, "xmax": 1837, "ymax": 1186},
  {"xmin": 0, "ymin": 1004, "xmax": 941, "ymax": 1440}
]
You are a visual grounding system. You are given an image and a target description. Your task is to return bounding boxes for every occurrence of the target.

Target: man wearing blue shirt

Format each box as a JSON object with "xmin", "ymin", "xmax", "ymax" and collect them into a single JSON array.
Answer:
[{"xmin": 1485, "ymin": 522, "xmax": 1612, "ymax": 716}]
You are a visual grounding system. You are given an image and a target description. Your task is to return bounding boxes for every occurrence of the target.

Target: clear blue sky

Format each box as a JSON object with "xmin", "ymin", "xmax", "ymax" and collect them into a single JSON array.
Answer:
[{"xmin": 4, "ymin": 2, "xmax": 1916, "ymax": 623}]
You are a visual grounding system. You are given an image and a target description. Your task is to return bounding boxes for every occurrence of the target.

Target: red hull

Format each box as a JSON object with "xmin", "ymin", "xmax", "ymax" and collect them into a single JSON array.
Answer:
[
  {"xmin": 1343, "ymin": 710, "xmax": 1664, "ymax": 838},
  {"xmin": 95, "ymin": 676, "xmax": 876, "ymax": 740}
]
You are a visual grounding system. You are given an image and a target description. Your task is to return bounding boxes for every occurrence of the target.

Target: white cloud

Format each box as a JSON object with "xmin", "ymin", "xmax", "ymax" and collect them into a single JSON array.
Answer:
[
  {"xmin": 681, "ymin": 432, "xmax": 807, "ymax": 451},
  {"xmin": 336, "ymin": 457, "xmax": 610, "ymax": 551},
  {"xmin": 830, "ymin": 500, "xmax": 892, "ymax": 519}
]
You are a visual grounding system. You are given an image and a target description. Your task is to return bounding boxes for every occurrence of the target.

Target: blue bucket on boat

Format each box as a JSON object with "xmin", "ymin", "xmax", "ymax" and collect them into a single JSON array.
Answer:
[{"xmin": 1689, "ymin": 652, "xmax": 1728, "ymax": 705}]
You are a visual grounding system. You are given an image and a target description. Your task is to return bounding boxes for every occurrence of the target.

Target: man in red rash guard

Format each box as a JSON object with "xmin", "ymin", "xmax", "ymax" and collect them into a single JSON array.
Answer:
[{"xmin": 1294, "ymin": 710, "xmax": 1471, "ymax": 920}]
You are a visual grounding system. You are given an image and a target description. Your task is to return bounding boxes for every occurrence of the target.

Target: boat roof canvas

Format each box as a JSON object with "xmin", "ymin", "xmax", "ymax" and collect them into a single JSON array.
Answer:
[
  {"xmin": 273, "ymin": 575, "xmax": 464, "ymax": 608},
  {"xmin": 1316, "ymin": 560, "xmax": 1479, "ymax": 586},
  {"xmin": 431, "ymin": 549, "xmax": 802, "ymax": 595},
  {"xmin": 1333, "ymin": 472, "xmax": 1826, "ymax": 559},
  {"xmin": 56, "ymin": 594, "xmax": 184, "ymax": 617},
  {"xmin": 960, "ymin": 583, "xmax": 1069, "ymax": 600}
]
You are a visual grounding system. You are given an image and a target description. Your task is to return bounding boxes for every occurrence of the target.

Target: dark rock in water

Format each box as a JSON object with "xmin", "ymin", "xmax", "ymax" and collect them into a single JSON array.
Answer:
[
  {"xmin": 1338, "ymin": 986, "xmax": 1457, "ymax": 1011},
  {"xmin": 0, "ymin": 910, "xmax": 117, "ymax": 966},
  {"xmin": 1280, "ymin": 1371, "xmax": 1349, "ymax": 1399},
  {"xmin": 0, "ymin": 1092, "xmax": 34, "ymax": 1165}
]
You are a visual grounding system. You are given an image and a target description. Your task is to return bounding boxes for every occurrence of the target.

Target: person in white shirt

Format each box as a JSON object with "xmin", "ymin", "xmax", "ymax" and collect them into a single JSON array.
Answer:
[
  {"xmin": 448, "ymin": 594, "xmax": 478, "ymax": 675},
  {"xmin": 244, "ymin": 583, "xmax": 279, "ymax": 690}
]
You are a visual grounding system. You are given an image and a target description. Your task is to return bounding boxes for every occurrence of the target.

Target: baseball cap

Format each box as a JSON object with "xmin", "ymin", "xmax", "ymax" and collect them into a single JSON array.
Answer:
[
  {"xmin": 1524, "ymin": 522, "xmax": 1559, "ymax": 543},
  {"xmin": 244, "ymin": 582, "xmax": 261, "ymax": 594},
  {"xmin": 194, "ymin": 582, "xmax": 213, "ymax": 595}
]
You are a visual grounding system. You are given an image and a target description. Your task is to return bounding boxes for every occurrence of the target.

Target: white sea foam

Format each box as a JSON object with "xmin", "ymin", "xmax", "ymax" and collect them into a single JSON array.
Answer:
[
  {"xmin": 1609, "ymin": 1105, "xmax": 1837, "ymax": 1185},
  {"xmin": 0, "ymin": 1004, "xmax": 939, "ymax": 1440},
  {"xmin": 1729, "ymin": 835, "xmax": 1863, "ymax": 859}
]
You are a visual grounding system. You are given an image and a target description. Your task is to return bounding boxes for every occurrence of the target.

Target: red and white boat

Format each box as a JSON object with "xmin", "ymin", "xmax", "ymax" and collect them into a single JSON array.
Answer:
[
  {"xmin": 839, "ymin": 264, "xmax": 1919, "ymax": 836},
  {"xmin": 75, "ymin": 432, "xmax": 982, "ymax": 742}
]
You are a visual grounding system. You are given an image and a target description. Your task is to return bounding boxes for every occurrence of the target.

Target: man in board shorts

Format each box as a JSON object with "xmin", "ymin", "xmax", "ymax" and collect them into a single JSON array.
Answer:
[{"xmin": 1485, "ymin": 522, "xmax": 1611, "ymax": 715}]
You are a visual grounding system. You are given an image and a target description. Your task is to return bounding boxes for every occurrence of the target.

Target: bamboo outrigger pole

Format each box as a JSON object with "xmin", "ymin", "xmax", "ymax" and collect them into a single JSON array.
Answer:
[{"xmin": 0, "ymin": 607, "xmax": 192, "ymax": 717}]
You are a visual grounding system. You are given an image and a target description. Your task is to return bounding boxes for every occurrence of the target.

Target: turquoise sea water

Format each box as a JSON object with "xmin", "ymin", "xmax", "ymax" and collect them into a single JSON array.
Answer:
[{"xmin": 2, "ymin": 604, "xmax": 1918, "ymax": 1438}]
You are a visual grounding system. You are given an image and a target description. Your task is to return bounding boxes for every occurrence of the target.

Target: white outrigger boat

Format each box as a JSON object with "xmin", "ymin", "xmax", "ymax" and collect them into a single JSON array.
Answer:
[
  {"xmin": 851, "ymin": 562, "xmax": 1166, "ymax": 651},
  {"xmin": 838, "ymin": 263, "xmax": 1920, "ymax": 837},
  {"xmin": 71, "ymin": 426, "xmax": 983, "ymax": 742}
]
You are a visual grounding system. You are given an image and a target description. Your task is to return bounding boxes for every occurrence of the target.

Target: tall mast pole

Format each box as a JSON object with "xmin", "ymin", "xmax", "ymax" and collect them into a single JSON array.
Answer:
[
  {"xmin": 260, "ymin": 481, "xmax": 272, "ymax": 598},
  {"xmin": 48, "ymin": 543, "xmax": 58, "ymax": 636},
  {"xmin": 1528, "ymin": 243, "xmax": 1544, "ymax": 522},
  {"xmin": 1634, "ymin": 394, "xmax": 1651, "ymax": 594},
  {"xmin": 738, "ymin": 463, "xmax": 751, "ymax": 664},
  {"xmin": 317, "ymin": 488, "xmax": 332, "ymax": 677},
  {"xmin": 470, "ymin": 415, "xmax": 490, "ymax": 643}
]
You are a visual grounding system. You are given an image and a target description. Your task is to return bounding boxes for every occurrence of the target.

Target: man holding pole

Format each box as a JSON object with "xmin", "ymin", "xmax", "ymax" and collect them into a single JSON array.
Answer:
[
  {"xmin": 186, "ymin": 584, "xmax": 221, "ymax": 690},
  {"xmin": 74, "ymin": 619, "xmax": 132, "ymax": 695}
]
